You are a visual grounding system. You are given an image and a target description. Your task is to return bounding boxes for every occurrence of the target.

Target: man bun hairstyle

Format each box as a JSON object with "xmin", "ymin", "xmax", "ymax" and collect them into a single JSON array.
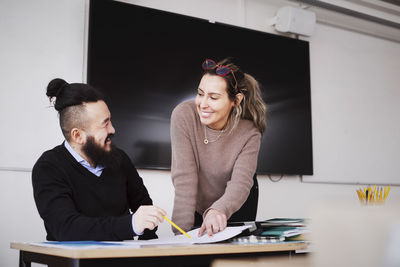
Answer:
[{"xmin": 46, "ymin": 78, "xmax": 104, "ymax": 141}]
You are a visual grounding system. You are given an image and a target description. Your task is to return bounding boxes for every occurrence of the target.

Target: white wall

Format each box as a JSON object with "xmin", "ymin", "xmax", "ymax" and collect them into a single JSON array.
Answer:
[
  {"xmin": 1, "ymin": 0, "xmax": 400, "ymax": 266},
  {"xmin": 305, "ymin": 23, "xmax": 400, "ymax": 184},
  {"xmin": 0, "ymin": 0, "xmax": 85, "ymax": 170}
]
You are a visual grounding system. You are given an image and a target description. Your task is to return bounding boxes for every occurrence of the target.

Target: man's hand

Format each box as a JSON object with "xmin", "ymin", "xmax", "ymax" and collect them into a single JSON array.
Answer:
[
  {"xmin": 133, "ymin": 205, "xmax": 166, "ymax": 234},
  {"xmin": 198, "ymin": 209, "xmax": 227, "ymax": 237}
]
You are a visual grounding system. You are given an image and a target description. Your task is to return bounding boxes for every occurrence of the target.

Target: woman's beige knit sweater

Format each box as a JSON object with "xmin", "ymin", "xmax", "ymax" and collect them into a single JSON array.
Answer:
[{"xmin": 170, "ymin": 99, "xmax": 261, "ymax": 233}]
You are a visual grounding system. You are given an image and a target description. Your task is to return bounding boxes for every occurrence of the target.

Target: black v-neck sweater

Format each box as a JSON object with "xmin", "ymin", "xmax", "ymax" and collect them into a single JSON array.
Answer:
[{"xmin": 32, "ymin": 143, "xmax": 155, "ymax": 241}]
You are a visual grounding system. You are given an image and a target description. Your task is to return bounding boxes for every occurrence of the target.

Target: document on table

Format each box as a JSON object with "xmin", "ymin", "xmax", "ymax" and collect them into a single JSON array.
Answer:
[
  {"xmin": 28, "ymin": 225, "xmax": 252, "ymax": 249},
  {"xmin": 29, "ymin": 240, "xmax": 134, "ymax": 249},
  {"xmin": 124, "ymin": 225, "xmax": 252, "ymax": 246}
]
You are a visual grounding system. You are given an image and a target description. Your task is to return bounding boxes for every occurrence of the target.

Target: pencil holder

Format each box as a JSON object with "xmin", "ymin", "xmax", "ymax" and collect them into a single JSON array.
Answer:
[{"xmin": 356, "ymin": 185, "xmax": 390, "ymax": 205}]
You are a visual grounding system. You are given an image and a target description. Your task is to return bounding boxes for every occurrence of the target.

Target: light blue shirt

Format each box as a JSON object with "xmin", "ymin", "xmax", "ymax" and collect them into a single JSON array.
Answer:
[
  {"xmin": 64, "ymin": 140, "xmax": 104, "ymax": 177},
  {"xmin": 63, "ymin": 140, "xmax": 143, "ymax": 236}
]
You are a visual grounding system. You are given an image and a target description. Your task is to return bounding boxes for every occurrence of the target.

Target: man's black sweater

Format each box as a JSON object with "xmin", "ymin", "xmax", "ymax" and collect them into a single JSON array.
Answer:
[{"xmin": 32, "ymin": 143, "xmax": 156, "ymax": 241}]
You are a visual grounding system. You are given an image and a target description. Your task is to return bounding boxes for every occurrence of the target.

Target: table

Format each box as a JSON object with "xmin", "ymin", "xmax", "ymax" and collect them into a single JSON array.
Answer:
[
  {"xmin": 11, "ymin": 241, "xmax": 307, "ymax": 267},
  {"xmin": 212, "ymin": 253, "xmax": 311, "ymax": 267}
]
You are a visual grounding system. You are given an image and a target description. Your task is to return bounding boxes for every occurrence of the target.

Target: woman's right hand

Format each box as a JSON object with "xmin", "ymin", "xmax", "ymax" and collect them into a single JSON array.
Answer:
[{"xmin": 198, "ymin": 209, "xmax": 227, "ymax": 237}]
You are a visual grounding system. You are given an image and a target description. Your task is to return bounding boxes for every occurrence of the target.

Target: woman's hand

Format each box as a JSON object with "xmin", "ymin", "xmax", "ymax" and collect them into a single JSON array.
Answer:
[{"xmin": 198, "ymin": 209, "xmax": 227, "ymax": 237}]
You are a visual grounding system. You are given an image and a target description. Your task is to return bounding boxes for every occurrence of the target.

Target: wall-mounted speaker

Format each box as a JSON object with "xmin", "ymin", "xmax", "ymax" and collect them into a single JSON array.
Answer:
[{"xmin": 270, "ymin": 6, "xmax": 316, "ymax": 36}]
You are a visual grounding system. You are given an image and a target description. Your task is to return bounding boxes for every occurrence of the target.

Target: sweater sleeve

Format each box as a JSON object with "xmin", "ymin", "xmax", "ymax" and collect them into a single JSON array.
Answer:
[
  {"xmin": 208, "ymin": 130, "xmax": 261, "ymax": 219},
  {"xmin": 121, "ymin": 150, "xmax": 158, "ymax": 240},
  {"xmin": 32, "ymin": 158, "xmax": 135, "ymax": 241},
  {"xmin": 170, "ymin": 104, "xmax": 199, "ymax": 233}
]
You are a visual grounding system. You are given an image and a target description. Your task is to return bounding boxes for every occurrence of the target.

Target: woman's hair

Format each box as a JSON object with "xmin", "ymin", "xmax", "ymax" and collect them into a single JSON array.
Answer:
[
  {"xmin": 46, "ymin": 78, "xmax": 104, "ymax": 140},
  {"xmin": 202, "ymin": 58, "xmax": 267, "ymax": 134}
]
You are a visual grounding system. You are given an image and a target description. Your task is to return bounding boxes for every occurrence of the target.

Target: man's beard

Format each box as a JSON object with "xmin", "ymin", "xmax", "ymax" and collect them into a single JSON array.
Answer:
[{"xmin": 82, "ymin": 135, "xmax": 122, "ymax": 170}]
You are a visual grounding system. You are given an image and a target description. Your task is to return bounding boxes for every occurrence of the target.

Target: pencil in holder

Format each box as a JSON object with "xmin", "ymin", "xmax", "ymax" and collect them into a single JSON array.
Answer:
[{"xmin": 356, "ymin": 185, "xmax": 390, "ymax": 205}]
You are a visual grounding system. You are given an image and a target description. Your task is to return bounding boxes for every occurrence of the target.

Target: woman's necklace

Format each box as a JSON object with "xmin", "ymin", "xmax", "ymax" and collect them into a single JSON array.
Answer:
[{"xmin": 203, "ymin": 125, "xmax": 225, "ymax": 145}]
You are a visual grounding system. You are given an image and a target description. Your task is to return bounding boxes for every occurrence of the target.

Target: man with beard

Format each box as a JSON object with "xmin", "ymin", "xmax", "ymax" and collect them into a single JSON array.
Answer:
[{"xmin": 32, "ymin": 78, "xmax": 166, "ymax": 241}]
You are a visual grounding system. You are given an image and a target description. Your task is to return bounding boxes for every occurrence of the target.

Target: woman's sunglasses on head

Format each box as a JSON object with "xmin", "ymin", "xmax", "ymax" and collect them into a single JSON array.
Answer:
[{"xmin": 201, "ymin": 59, "xmax": 239, "ymax": 91}]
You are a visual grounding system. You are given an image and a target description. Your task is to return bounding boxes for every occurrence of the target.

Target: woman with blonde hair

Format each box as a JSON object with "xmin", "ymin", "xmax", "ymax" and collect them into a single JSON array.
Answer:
[{"xmin": 170, "ymin": 58, "xmax": 267, "ymax": 236}]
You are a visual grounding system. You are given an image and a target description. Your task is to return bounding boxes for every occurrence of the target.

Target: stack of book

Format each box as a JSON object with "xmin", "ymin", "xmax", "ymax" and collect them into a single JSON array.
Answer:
[
  {"xmin": 258, "ymin": 218, "xmax": 309, "ymax": 242},
  {"xmin": 229, "ymin": 218, "xmax": 309, "ymax": 244}
]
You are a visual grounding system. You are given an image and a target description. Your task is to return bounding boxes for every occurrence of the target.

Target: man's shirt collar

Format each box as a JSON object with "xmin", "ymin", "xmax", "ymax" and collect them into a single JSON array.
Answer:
[{"xmin": 64, "ymin": 140, "xmax": 104, "ymax": 177}]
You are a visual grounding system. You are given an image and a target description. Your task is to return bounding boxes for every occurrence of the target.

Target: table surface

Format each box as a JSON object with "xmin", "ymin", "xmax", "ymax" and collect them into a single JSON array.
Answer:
[{"xmin": 11, "ymin": 241, "xmax": 307, "ymax": 259}]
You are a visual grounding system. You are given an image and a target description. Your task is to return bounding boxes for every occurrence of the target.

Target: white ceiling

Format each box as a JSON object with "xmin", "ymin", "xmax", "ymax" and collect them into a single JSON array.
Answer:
[{"xmin": 291, "ymin": 0, "xmax": 400, "ymax": 42}]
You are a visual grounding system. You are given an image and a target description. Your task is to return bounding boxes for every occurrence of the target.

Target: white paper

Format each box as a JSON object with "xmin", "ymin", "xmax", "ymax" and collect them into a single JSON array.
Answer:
[
  {"xmin": 27, "ymin": 225, "xmax": 252, "ymax": 249},
  {"xmin": 190, "ymin": 225, "xmax": 252, "ymax": 244},
  {"xmin": 122, "ymin": 225, "xmax": 252, "ymax": 246}
]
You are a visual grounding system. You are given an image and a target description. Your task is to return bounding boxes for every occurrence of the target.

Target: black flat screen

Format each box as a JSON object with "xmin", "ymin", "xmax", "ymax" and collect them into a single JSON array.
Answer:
[{"xmin": 87, "ymin": 0, "xmax": 313, "ymax": 175}]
